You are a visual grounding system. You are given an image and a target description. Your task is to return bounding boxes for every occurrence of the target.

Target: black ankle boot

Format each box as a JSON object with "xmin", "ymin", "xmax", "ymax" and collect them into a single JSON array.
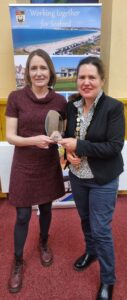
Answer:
[
  {"xmin": 74, "ymin": 253, "xmax": 97, "ymax": 271},
  {"xmin": 96, "ymin": 283, "xmax": 114, "ymax": 300}
]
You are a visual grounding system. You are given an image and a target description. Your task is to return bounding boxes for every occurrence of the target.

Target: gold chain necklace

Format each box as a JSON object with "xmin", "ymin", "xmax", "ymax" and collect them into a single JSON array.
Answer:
[{"xmin": 75, "ymin": 111, "xmax": 80, "ymax": 139}]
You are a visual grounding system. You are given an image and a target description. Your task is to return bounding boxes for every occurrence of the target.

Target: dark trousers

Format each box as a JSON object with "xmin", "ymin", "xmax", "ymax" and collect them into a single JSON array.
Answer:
[
  {"xmin": 14, "ymin": 202, "xmax": 52, "ymax": 259},
  {"xmin": 69, "ymin": 171, "xmax": 119, "ymax": 284}
]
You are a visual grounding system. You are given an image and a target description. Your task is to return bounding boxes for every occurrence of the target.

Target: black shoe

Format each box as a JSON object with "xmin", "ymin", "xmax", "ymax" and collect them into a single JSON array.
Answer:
[
  {"xmin": 96, "ymin": 283, "xmax": 114, "ymax": 300},
  {"xmin": 74, "ymin": 253, "xmax": 97, "ymax": 271}
]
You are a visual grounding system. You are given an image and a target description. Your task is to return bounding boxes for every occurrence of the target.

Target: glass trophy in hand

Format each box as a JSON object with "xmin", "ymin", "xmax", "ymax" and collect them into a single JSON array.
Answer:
[{"xmin": 45, "ymin": 110, "xmax": 65, "ymax": 143}]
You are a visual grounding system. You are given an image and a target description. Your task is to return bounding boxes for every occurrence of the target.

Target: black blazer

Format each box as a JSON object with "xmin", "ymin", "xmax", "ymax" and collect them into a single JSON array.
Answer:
[{"xmin": 65, "ymin": 92, "xmax": 125, "ymax": 184}]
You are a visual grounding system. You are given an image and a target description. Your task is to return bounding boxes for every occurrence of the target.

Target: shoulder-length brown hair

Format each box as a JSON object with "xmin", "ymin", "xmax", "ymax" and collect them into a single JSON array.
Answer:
[{"xmin": 24, "ymin": 49, "xmax": 56, "ymax": 87}]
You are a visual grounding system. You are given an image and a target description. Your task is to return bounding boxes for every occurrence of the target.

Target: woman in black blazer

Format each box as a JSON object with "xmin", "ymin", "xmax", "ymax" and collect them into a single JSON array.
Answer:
[{"xmin": 60, "ymin": 56, "xmax": 125, "ymax": 300}]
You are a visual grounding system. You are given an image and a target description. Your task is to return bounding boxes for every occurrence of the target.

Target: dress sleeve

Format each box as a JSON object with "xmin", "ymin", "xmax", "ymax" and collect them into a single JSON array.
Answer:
[{"xmin": 5, "ymin": 91, "xmax": 19, "ymax": 118}]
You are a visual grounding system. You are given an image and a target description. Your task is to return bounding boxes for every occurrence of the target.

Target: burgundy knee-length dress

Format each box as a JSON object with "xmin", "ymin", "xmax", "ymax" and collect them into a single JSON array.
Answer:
[{"xmin": 6, "ymin": 86, "xmax": 67, "ymax": 207}]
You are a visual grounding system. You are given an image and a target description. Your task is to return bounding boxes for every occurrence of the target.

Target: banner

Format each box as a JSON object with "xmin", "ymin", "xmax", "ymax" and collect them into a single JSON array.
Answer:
[{"xmin": 9, "ymin": 3, "xmax": 102, "ymax": 207}]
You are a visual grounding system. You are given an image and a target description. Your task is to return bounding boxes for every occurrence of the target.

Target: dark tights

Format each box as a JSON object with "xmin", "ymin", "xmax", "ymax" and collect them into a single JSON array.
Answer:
[{"xmin": 14, "ymin": 202, "xmax": 52, "ymax": 259}]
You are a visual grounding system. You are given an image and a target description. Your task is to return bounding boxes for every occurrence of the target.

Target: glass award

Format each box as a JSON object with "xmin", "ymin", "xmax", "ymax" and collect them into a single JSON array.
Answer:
[{"xmin": 45, "ymin": 110, "xmax": 65, "ymax": 142}]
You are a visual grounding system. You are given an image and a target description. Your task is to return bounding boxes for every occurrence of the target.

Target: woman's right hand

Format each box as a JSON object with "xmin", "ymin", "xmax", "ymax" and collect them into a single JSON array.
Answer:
[
  {"xmin": 33, "ymin": 135, "xmax": 53, "ymax": 149},
  {"xmin": 67, "ymin": 151, "xmax": 81, "ymax": 166},
  {"xmin": 6, "ymin": 117, "xmax": 54, "ymax": 148}
]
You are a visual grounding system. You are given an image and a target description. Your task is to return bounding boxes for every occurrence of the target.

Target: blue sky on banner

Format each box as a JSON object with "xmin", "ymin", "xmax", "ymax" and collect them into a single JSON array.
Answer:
[
  {"xmin": 14, "ymin": 55, "xmax": 82, "ymax": 70},
  {"xmin": 10, "ymin": 5, "xmax": 102, "ymax": 29}
]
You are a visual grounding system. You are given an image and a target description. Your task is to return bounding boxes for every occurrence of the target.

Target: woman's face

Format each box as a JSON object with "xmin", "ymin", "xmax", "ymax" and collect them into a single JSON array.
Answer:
[
  {"xmin": 77, "ymin": 63, "xmax": 104, "ymax": 101},
  {"xmin": 29, "ymin": 55, "xmax": 50, "ymax": 89}
]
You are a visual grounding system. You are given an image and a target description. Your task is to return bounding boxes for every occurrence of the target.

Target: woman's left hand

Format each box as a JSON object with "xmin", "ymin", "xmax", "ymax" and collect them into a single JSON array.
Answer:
[
  {"xmin": 67, "ymin": 151, "xmax": 81, "ymax": 165},
  {"xmin": 60, "ymin": 138, "xmax": 77, "ymax": 152}
]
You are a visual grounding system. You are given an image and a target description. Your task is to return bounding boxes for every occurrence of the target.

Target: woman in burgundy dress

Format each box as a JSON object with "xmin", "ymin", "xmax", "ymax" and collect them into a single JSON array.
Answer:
[{"xmin": 6, "ymin": 49, "xmax": 67, "ymax": 293}]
